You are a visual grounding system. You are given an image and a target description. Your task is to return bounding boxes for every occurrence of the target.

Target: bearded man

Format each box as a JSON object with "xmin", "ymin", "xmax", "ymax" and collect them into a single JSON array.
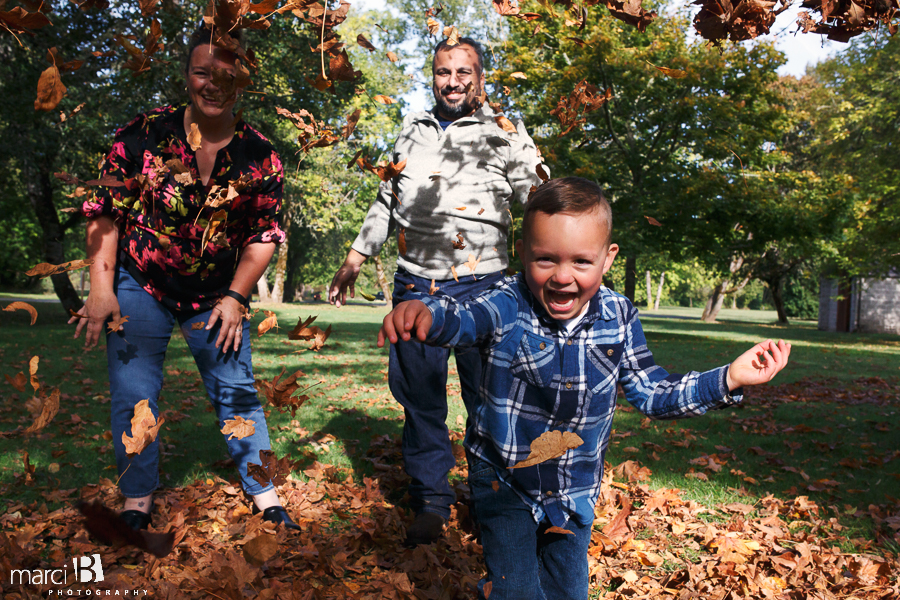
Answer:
[{"xmin": 329, "ymin": 37, "xmax": 545, "ymax": 546}]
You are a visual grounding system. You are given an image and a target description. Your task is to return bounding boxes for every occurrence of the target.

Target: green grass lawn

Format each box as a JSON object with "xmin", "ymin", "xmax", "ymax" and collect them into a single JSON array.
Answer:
[{"xmin": 1, "ymin": 299, "xmax": 898, "ymax": 551}]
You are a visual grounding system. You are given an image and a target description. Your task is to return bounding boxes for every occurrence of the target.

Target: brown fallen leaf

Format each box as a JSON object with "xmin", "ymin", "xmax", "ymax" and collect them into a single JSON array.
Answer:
[
  {"xmin": 107, "ymin": 315, "xmax": 129, "ymax": 333},
  {"xmin": 645, "ymin": 215, "xmax": 662, "ymax": 226},
  {"xmin": 25, "ymin": 259, "xmax": 94, "ymax": 278},
  {"xmin": 398, "ymin": 227, "xmax": 407, "ymax": 255},
  {"xmin": 546, "ymin": 525, "xmax": 574, "ymax": 535},
  {"xmin": 34, "ymin": 64, "xmax": 66, "ymax": 112},
  {"xmin": 244, "ymin": 533, "xmax": 279, "ymax": 565},
  {"xmin": 187, "ymin": 122, "xmax": 202, "ymax": 151},
  {"xmin": 288, "ymin": 315, "xmax": 318, "ymax": 340},
  {"xmin": 254, "ymin": 368, "xmax": 312, "ymax": 416},
  {"xmin": 495, "ymin": 114, "xmax": 517, "ymax": 133},
  {"xmin": 511, "ymin": 430, "xmax": 584, "ymax": 469},
  {"xmin": 78, "ymin": 501, "xmax": 175, "ymax": 558},
  {"xmin": 221, "ymin": 416, "xmax": 256, "ymax": 441},
  {"xmin": 5, "ymin": 372, "xmax": 27, "ymax": 393},
  {"xmin": 122, "ymin": 399, "xmax": 165, "ymax": 456},
  {"xmin": 247, "ymin": 449, "xmax": 296, "ymax": 488},
  {"xmin": 24, "ymin": 387, "xmax": 59, "ymax": 435},
  {"xmin": 257, "ymin": 310, "xmax": 278, "ymax": 338},
  {"xmin": 3, "ymin": 302, "xmax": 37, "ymax": 325},
  {"xmin": 29, "ymin": 355, "xmax": 40, "ymax": 393},
  {"xmin": 601, "ymin": 494, "xmax": 633, "ymax": 539},
  {"xmin": 308, "ymin": 325, "xmax": 332, "ymax": 351},
  {"xmin": 373, "ymin": 94, "xmax": 395, "ymax": 105}
]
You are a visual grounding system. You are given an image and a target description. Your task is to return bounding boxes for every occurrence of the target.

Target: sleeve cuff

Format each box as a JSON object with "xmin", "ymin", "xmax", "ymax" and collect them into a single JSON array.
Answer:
[
  {"xmin": 699, "ymin": 366, "xmax": 742, "ymax": 408},
  {"xmin": 419, "ymin": 295, "xmax": 445, "ymax": 341}
]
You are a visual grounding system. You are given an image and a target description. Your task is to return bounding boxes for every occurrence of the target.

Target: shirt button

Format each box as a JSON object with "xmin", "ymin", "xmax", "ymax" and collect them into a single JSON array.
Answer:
[
  {"xmin": 607, "ymin": 349, "xmax": 614, "ymax": 356},
  {"xmin": 566, "ymin": 339, "xmax": 572, "ymax": 346},
  {"xmin": 539, "ymin": 342, "xmax": 546, "ymax": 350},
  {"xmin": 565, "ymin": 382, "xmax": 572, "ymax": 389}
]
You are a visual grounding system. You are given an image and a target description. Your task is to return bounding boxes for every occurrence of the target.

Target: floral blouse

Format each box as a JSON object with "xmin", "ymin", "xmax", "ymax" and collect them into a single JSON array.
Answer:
[{"xmin": 82, "ymin": 105, "xmax": 285, "ymax": 312}]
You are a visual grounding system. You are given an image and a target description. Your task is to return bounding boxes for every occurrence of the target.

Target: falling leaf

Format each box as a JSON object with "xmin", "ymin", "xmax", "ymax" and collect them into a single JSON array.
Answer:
[
  {"xmin": 386, "ymin": 51, "xmax": 399, "ymax": 62},
  {"xmin": 356, "ymin": 33, "xmax": 376, "ymax": 52},
  {"xmin": 546, "ymin": 525, "xmax": 574, "ymax": 535},
  {"xmin": 139, "ymin": 0, "xmax": 159, "ymax": 17},
  {"xmin": 510, "ymin": 71, "xmax": 527, "ymax": 79},
  {"xmin": 454, "ymin": 206, "xmax": 467, "ymax": 211},
  {"xmin": 107, "ymin": 315, "xmax": 129, "ymax": 333},
  {"xmin": 443, "ymin": 25, "xmax": 459, "ymax": 45},
  {"xmin": 398, "ymin": 227, "xmax": 407, "ymax": 255},
  {"xmin": 359, "ymin": 291, "xmax": 376, "ymax": 301},
  {"xmin": 191, "ymin": 321, "xmax": 205, "ymax": 330},
  {"xmin": 647, "ymin": 61, "xmax": 687, "ymax": 78},
  {"xmin": 550, "ymin": 80, "xmax": 613, "ymax": 136},
  {"xmin": 3, "ymin": 302, "xmax": 37, "ymax": 325},
  {"xmin": 288, "ymin": 315, "xmax": 318, "ymax": 339},
  {"xmin": 121, "ymin": 399, "xmax": 165, "ymax": 456},
  {"xmin": 24, "ymin": 387, "xmax": 59, "ymax": 435},
  {"xmin": 342, "ymin": 108, "xmax": 361, "ymax": 139},
  {"xmin": 450, "ymin": 266, "xmax": 459, "ymax": 282},
  {"xmin": 5, "ymin": 372, "xmax": 27, "ymax": 393},
  {"xmin": 254, "ymin": 367, "xmax": 312, "ymax": 416},
  {"xmin": 373, "ymin": 94, "xmax": 396, "ymax": 105},
  {"xmin": 494, "ymin": 115, "xmax": 517, "ymax": 133},
  {"xmin": 511, "ymin": 430, "xmax": 584, "ymax": 469},
  {"xmin": 187, "ymin": 122, "xmax": 202, "ymax": 151},
  {"xmin": 644, "ymin": 215, "xmax": 662, "ymax": 226},
  {"xmin": 452, "ymin": 233, "xmax": 466, "ymax": 250},
  {"xmin": 463, "ymin": 254, "xmax": 481, "ymax": 273},
  {"xmin": 174, "ymin": 172, "xmax": 193, "ymax": 186},
  {"xmin": 308, "ymin": 325, "xmax": 332, "ymax": 351},
  {"xmin": 429, "ymin": 279, "xmax": 440, "ymax": 294},
  {"xmin": 29, "ymin": 356, "xmax": 39, "ymax": 393},
  {"xmin": 426, "ymin": 17, "xmax": 440, "ymax": 35},
  {"xmin": 244, "ymin": 533, "xmax": 279, "ymax": 565},
  {"xmin": 257, "ymin": 310, "xmax": 278, "ymax": 338},
  {"xmin": 221, "ymin": 416, "xmax": 256, "ymax": 441},
  {"xmin": 59, "ymin": 102, "xmax": 85, "ymax": 123},
  {"xmin": 536, "ymin": 164, "xmax": 550, "ymax": 183},
  {"xmin": 25, "ymin": 259, "xmax": 94, "ymax": 278},
  {"xmin": 34, "ymin": 65, "xmax": 66, "ymax": 112},
  {"xmin": 78, "ymin": 502, "xmax": 175, "ymax": 558},
  {"xmin": 247, "ymin": 449, "xmax": 296, "ymax": 487},
  {"xmin": 484, "ymin": 581, "xmax": 493, "ymax": 599}
]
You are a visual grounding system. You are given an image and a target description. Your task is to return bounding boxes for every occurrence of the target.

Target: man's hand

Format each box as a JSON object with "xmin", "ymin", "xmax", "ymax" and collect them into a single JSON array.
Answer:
[
  {"xmin": 726, "ymin": 339, "xmax": 791, "ymax": 391},
  {"xmin": 377, "ymin": 300, "xmax": 432, "ymax": 347},
  {"xmin": 207, "ymin": 296, "xmax": 247, "ymax": 353},
  {"xmin": 69, "ymin": 290, "xmax": 121, "ymax": 349},
  {"xmin": 328, "ymin": 249, "xmax": 367, "ymax": 308}
]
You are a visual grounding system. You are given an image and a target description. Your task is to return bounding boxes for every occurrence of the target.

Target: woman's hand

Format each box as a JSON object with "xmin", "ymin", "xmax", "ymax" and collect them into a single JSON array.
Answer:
[
  {"xmin": 207, "ymin": 295, "xmax": 247, "ymax": 353},
  {"xmin": 69, "ymin": 290, "xmax": 122, "ymax": 349},
  {"xmin": 725, "ymin": 339, "xmax": 791, "ymax": 390}
]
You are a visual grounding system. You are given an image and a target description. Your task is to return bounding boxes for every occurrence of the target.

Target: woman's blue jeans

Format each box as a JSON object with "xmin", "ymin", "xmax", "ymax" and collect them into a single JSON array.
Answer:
[
  {"xmin": 469, "ymin": 456, "xmax": 592, "ymax": 600},
  {"xmin": 107, "ymin": 267, "xmax": 274, "ymax": 498}
]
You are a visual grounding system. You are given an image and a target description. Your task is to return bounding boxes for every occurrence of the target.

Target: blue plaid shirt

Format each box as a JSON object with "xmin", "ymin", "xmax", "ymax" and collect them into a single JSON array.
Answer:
[{"xmin": 418, "ymin": 274, "xmax": 741, "ymax": 528}]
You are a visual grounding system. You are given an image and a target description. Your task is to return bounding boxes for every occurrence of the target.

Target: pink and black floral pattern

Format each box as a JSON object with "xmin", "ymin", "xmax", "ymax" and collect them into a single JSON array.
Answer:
[{"xmin": 83, "ymin": 105, "xmax": 285, "ymax": 312}]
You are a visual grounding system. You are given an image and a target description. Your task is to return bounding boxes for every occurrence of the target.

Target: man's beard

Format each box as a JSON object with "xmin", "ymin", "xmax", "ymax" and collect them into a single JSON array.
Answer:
[{"xmin": 434, "ymin": 84, "xmax": 481, "ymax": 120}]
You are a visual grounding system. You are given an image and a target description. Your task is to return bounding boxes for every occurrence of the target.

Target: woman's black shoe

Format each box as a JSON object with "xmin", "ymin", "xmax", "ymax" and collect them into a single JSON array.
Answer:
[
  {"xmin": 119, "ymin": 509, "xmax": 152, "ymax": 531},
  {"xmin": 254, "ymin": 505, "xmax": 301, "ymax": 531}
]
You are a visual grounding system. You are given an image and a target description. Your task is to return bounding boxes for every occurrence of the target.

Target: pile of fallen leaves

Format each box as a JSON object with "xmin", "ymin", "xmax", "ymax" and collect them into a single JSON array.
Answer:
[{"xmin": 1, "ymin": 428, "xmax": 897, "ymax": 599}]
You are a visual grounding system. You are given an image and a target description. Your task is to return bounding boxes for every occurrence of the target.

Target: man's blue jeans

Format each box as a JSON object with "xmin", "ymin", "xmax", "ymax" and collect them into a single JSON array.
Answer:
[
  {"xmin": 389, "ymin": 268, "xmax": 504, "ymax": 519},
  {"xmin": 469, "ymin": 456, "xmax": 592, "ymax": 600},
  {"xmin": 107, "ymin": 267, "xmax": 274, "ymax": 498}
]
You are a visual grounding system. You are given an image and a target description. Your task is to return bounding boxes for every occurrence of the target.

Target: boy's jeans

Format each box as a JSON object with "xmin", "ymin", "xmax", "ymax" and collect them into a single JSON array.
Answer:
[
  {"xmin": 389, "ymin": 268, "xmax": 504, "ymax": 519},
  {"xmin": 469, "ymin": 456, "xmax": 592, "ymax": 600},
  {"xmin": 107, "ymin": 267, "xmax": 274, "ymax": 498}
]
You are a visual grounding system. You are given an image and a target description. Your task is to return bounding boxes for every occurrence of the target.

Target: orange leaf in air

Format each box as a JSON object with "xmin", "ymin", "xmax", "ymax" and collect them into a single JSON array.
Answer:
[
  {"xmin": 511, "ymin": 430, "xmax": 584, "ymax": 469},
  {"xmin": 24, "ymin": 387, "xmax": 60, "ymax": 435},
  {"xmin": 121, "ymin": 399, "xmax": 165, "ymax": 456},
  {"xmin": 645, "ymin": 215, "xmax": 662, "ymax": 226},
  {"xmin": 187, "ymin": 122, "xmax": 202, "ymax": 151},
  {"xmin": 221, "ymin": 416, "xmax": 256, "ymax": 441},
  {"xmin": 107, "ymin": 315, "xmax": 129, "ymax": 333},
  {"xmin": 429, "ymin": 279, "xmax": 440, "ymax": 294},
  {"xmin": 426, "ymin": 17, "xmax": 440, "ymax": 35},
  {"xmin": 398, "ymin": 227, "xmax": 407, "ymax": 255},
  {"xmin": 647, "ymin": 61, "xmax": 687, "ymax": 78},
  {"xmin": 257, "ymin": 310, "xmax": 278, "ymax": 338},
  {"xmin": 5, "ymin": 372, "xmax": 27, "ymax": 393},
  {"xmin": 495, "ymin": 115, "xmax": 517, "ymax": 133},
  {"xmin": 463, "ymin": 254, "xmax": 482, "ymax": 273},
  {"xmin": 26, "ymin": 259, "xmax": 94, "ymax": 278},
  {"xmin": 254, "ymin": 367, "xmax": 311, "ymax": 416},
  {"xmin": 373, "ymin": 94, "xmax": 396, "ymax": 105},
  {"xmin": 356, "ymin": 33, "xmax": 376, "ymax": 52},
  {"xmin": 34, "ymin": 64, "xmax": 66, "ymax": 112},
  {"xmin": 3, "ymin": 302, "xmax": 37, "ymax": 325},
  {"xmin": 386, "ymin": 51, "xmax": 399, "ymax": 62}
]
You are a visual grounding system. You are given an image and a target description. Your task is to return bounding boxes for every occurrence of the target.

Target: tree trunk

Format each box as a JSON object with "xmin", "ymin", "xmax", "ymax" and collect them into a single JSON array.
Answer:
[
  {"xmin": 769, "ymin": 279, "xmax": 789, "ymax": 324},
  {"xmin": 732, "ymin": 295, "xmax": 737, "ymax": 309},
  {"xmin": 624, "ymin": 255, "xmax": 637, "ymax": 303},
  {"xmin": 256, "ymin": 266, "xmax": 271, "ymax": 303},
  {"xmin": 654, "ymin": 272, "xmax": 665, "ymax": 310},
  {"xmin": 24, "ymin": 157, "xmax": 82, "ymax": 314},
  {"xmin": 702, "ymin": 281, "xmax": 727, "ymax": 322},
  {"xmin": 374, "ymin": 254, "xmax": 392, "ymax": 303},
  {"xmin": 645, "ymin": 270, "xmax": 653, "ymax": 309},
  {"xmin": 272, "ymin": 209, "xmax": 291, "ymax": 302}
]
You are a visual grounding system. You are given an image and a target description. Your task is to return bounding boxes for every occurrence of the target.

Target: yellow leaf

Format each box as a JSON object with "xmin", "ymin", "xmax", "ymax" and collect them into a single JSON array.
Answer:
[
  {"xmin": 511, "ymin": 430, "xmax": 583, "ymax": 469},
  {"xmin": 510, "ymin": 72, "xmax": 527, "ymax": 79},
  {"xmin": 373, "ymin": 94, "xmax": 396, "ymax": 105},
  {"xmin": 187, "ymin": 122, "xmax": 202, "ymax": 151},
  {"xmin": 221, "ymin": 416, "xmax": 256, "ymax": 441}
]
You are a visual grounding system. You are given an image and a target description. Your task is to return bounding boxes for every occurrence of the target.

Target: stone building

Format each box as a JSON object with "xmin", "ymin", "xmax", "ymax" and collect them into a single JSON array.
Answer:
[{"xmin": 819, "ymin": 270, "xmax": 900, "ymax": 334}]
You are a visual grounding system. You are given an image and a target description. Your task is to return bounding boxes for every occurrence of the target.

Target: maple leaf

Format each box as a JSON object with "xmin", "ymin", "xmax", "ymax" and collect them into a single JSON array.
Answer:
[
  {"xmin": 25, "ymin": 258, "xmax": 94, "ymax": 278},
  {"xmin": 308, "ymin": 325, "xmax": 333, "ymax": 351},
  {"xmin": 511, "ymin": 430, "xmax": 584, "ymax": 469},
  {"xmin": 709, "ymin": 533, "xmax": 761, "ymax": 563},
  {"xmin": 247, "ymin": 449, "xmax": 296, "ymax": 487},
  {"xmin": 601, "ymin": 494, "xmax": 633, "ymax": 539},
  {"xmin": 3, "ymin": 302, "xmax": 37, "ymax": 325},
  {"xmin": 257, "ymin": 310, "xmax": 278, "ymax": 338},
  {"xmin": 122, "ymin": 399, "xmax": 165, "ymax": 456},
  {"xmin": 493, "ymin": 0, "xmax": 521, "ymax": 15},
  {"xmin": 5, "ymin": 372, "xmax": 27, "ymax": 392},
  {"xmin": 0, "ymin": 2, "xmax": 52, "ymax": 39},
  {"xmin": 253, "ymin": 367, "xmax": 312, "ymax": 416},
  {"xmin": 221, "ymin": 416, "xmax": 256, "ymax": 440},
  {"xmin": 603, "ymin": 0, "xmax": 657, "ymax": 32},
  {"xmin": 107, "ymin": 315, "xmax": 129, "ymax": 333},
  {"xmin": 187, "ymin": 122, "xmax": 202, "ymax": 151},
  {"xmin": 114, "ymin": 18, "xmax": 165, "ymax": 75},
  {"xmin": 550, "ymin": 80, "xmax": 612, "ymax": 136},
  {"xmin": 452, "ymin": 233, "xmax": 466, "ymax": 250},
  {"xmin": 78, "ymin": 501, "xmax": 175, "ymax": 557},
  {"xmin": 288, "ymin": 315, "xmax": 318, "ymax": 339},
  {"xmin": 463, "ymin": 253, "xmax": 482, "ymax": 273},
  {"xmin": 244, "ymin": 533, "xmax": 279, "ymax": 565},
  {"xmin": 329, "ymin": 50, "xmax": 361, "ymax": 81},
  {"xmin": 139, "ymin": 0, "xmax": 159, "ymax": 17}
]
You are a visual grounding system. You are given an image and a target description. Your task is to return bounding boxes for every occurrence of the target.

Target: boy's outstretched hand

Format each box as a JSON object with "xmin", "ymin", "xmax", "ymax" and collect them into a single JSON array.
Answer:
[
  {"xmin": 726, "ymin": 339, "xmax": 791, "ymax": 391},
  {"xmin": 377, "ymin": 300, "xmax": 432, "ymax": 347}
]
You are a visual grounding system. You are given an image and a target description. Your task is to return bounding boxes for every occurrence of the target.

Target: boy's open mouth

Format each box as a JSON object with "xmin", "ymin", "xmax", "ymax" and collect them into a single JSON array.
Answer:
[{"xmin": 547, "ymin": 290, "xmax": 577, "ymax": 312}]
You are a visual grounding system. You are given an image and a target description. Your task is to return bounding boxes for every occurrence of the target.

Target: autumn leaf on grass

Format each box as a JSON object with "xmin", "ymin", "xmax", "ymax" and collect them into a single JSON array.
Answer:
[
  {"xmin": 26, "ymin": 259, "xmax": 94, "ymax": 278},
  {"xmin": 601, "ymin": 494, "xmax": 633, "ymax": 539},
  {"xmin": 122, "ymin": 399, "xmax": 164, "ymax": 456},
  {"xmin": 79, "ymin": 501, "xmax": 175, "ymax": 558},
  {"xmin": 254, "ymin": 367, "xmax": 311, "ymax": 416},
  {"xmin": 247, "ymin": 449, "xmax": 296, "ymax": 487},
  {"xmin": 221, "ymin": 416, "xmax": 256, "ymax": 441},
  {"xmin": 511, "ymin": 430, "xmax": 584, "ymax": 469},
  {"xmin": 5, "ymin": 372, "xmax": 27, "ymax": 393},
  {"xmin": 3, "ymin": 302, "xmax": 37, "ymax": 325},
  {"xmin": 257, "ymin": 310, "xmax": 278, "ymax": 337},
  {"xmin": 187, "ymin": 122, "xmax": 202, "ymax": 151},
  {"xmin": 24, "ymin": 387, "xmax": 59, "ymax": 435},
  {"xmin": 244, "ymin": 533, "xmax": 279, "ymax": 566},
  {"xmin": 107, "ymin": 315, "xmax": 129, "ymax": 333},
  {"xmin": 709, "ymin": 533, "xmax": 760, "ymax": 563}
]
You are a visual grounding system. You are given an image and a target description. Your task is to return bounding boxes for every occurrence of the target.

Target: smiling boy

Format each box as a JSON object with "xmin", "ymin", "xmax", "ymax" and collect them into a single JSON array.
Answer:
[{"xmin": 378, "ymin": 177, "xmax": 791, "ymax": 599}]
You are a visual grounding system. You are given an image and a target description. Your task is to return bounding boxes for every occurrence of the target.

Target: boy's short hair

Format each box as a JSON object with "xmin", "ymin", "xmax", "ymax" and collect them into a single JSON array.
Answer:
[
  {"xmin": 432, "ymin": 37, "xmax": 486, "ymax": 75},
  {"xmin": 523, "ymin": 177, "xmax": 613, "ymax": 247}
]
